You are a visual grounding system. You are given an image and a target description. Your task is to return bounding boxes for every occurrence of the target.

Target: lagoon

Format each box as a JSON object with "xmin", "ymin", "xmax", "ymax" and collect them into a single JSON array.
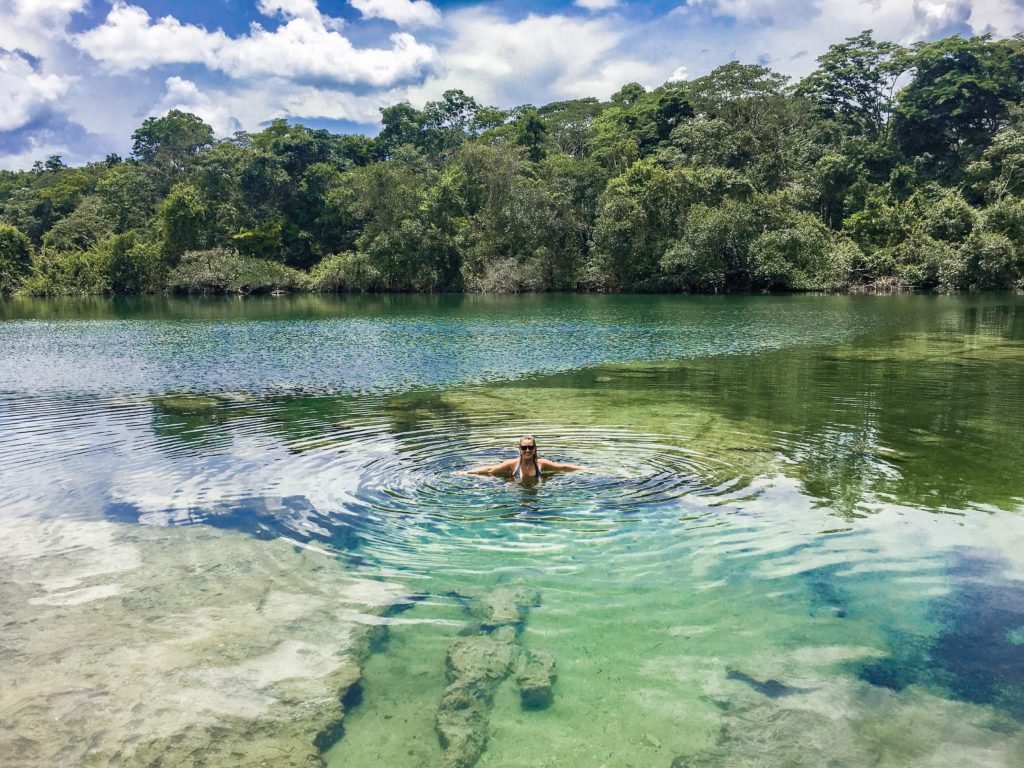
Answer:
[{"xmin": 2, "ymin": 294, "xmax": 1023, "ymax": 767}]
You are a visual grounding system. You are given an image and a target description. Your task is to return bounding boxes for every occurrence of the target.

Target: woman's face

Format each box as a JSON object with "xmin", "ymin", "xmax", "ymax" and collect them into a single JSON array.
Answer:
[{"xmin": 518, "ymin": 439, "xmax": 536, "ymax": 458}]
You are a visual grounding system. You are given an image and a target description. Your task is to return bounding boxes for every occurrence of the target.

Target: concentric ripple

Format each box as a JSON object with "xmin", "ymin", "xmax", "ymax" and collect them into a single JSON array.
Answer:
[
  {"xmin": 241, "ymin": 412, "xmax": 756, "ymax": 573},
  {"xmin": 0, "ymin": 391, "xmax": 754, "ymax": 575},
  {"xmin": 327, "ymin": 420, "xmax": 734, "ymax": 516}
]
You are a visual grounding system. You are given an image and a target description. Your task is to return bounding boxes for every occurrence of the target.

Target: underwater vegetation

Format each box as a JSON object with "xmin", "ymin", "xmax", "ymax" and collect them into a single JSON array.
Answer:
[{"xmin": 856, "ymin": 548, "xmax": 1024, "ymax": 719}]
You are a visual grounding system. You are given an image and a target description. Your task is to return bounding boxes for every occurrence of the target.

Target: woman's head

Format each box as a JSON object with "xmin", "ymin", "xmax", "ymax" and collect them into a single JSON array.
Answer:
[{"xmin": 518, "ymin": 435, "xmax": 537, "ymax": 456}]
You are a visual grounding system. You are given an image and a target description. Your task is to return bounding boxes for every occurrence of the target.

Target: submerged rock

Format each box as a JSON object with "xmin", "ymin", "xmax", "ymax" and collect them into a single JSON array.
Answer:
[
  {"xmin": 0, "ymin": 517, "xmax": 406, "ymax": 768},
  {"xmin": 517, "ymin": 649, "xmax": 557, "ymax": 709},
  {"xmin": 436, "ymin": 627, "xmax": 520, "ymax": 768},
  {"xmin": 436, "ymin": 680, "xmax": 496, "ymax": 768},
  {"xmin": 446, "ymin": 628, "xmax": 519, "ymax": 682},
  {"xmin": 434, "ymin": 586, "xmax": 554, "ymax": 768},
  {"xmin": 479, "ymin": 586, "xmax": 541, "ymax": 629}
]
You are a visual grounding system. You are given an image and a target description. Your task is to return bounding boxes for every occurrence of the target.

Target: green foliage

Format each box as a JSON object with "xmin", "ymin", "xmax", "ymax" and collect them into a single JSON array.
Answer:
[
  {"xmin": 662, "ymin": 196, "xmax": 773, "ymax": 291},
  {"xmin": 106, "ymin": 233, "xmax": 164, "ymax": 293},
  {"xmin": 663, "ymin": 192, "xmax": 852, "ymax": 291},
  {"xmin": 160, "ymin": 184, "xmax": 208, "ymax": 263},
  {"xmin": 956, "ymin": 231, "xmax": 1021, "ymax": 289},
  {"xmin": 873, "ymin": 232, "xmax": 953, "ymax": 290},
  {"xmin": 845, "ymin": 194, "xmax": 908, "ymax": 251},
  {"xmin": 669, "ymin": 63, "xmax": 813, "ymax": 191},
  {"xmin": 918, "ymin": 190, "xmax": 977, "ymax": 243},
  {"xmin": 377, "ymin": 102, "xmax": 425, "ymax": 159},
  {"xmin": 0, "ymin": 223, "xmax": 32, "ymax": 294},
  {"xmin": 2, "ymin": 167, "xmax": 98, "ymax": 245},
  {"xmin": 588, "ymin": 83, "xmax": 693, "ymax": 172},
  {"xmin": 592, "ymin": 159, "xmax": 691, "ymax": 289},
  {"xmin": 24, "ymin": 247, "xmax": 113, "ymax": 296},
  {"xmin": 749, "ymin": 215, "xmax": 852, "ymax": 290},
  {"xmin": 96, "ymin": 164, "xmax": 160, "ymax": 233},
  {"xmin": 538, "ymin": 98, "xmax": 605, "ymax": 157},
  {"xmin": 797, "ymin": 30, "xmax": 908, "ymax": 138},
  {"xmin": 308, "ymin": 252, "xmax": 382, "ymax": 292},
  {"xmin": 168, "ymin": 248, "xmax": 306, "ymax": 294},
  {"xmin": 515, "ymin": 108, "xmax": 547, "ymax": 162},
  {"xmin": 980, "ymin": 195, "xmax": 1024, "ymax": 245},
  {"xmin": 41, "ymin": 196, "xmax": 114, "ymax": 253},
  {"xmin": 893, "ymin": 35, "xmax": 1024, "ymax": 175},
  {"xmin": 231, "ymin": 219, "xmax": 284, "ymax": 261},
  {"xmin": 132, "ymin": 110, "xmax": 215, "ymax": 184},
  {"xmin": 967, "ymin": 111, "xmax": 1024, "ymax": 202},
  {"xmin": 11, "ymin": 32, "xmax": 1024, "ymax": 296}
]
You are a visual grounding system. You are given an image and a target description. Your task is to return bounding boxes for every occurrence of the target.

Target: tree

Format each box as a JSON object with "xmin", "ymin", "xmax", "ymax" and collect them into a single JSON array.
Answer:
[
  {"xmin": 41, "ymin": 196, "xmax": 114, "ymax": 253},
  {"xmin": 686, "ymin": 62, "xmax": 790, "ymax": 126},
  {"xmin": 249, "ymin": 120, "xmax": 338, "ymax": 180},
  {"xmin": 515, "ymin": 108, "xmax": 547, "ymax": 162},
  {"xmin": 538, "ymin": 98, "xmax": 605, "ymax": 157},
  {"xmin": 376, "ymin": 102, "xmax": 424, "ymax": 159},
  {"xmin": 421, "ymin": 90, "xmax": 484, "ymax": 161},
  {"xmin": 893, "ymin": 35, "xmax": 1024, "ymax": 174},
  {"xmin": 967, "ymin": 109, "xmax": 1024, "ymax": 202},
  {"xmin": 611, "ymin": 82, "xmax": 646, "ymax": 107},
  {"xmin": 797, "ymin": 31, "xmax": 908, "ymax": 138},
  {"xmin": 422, "ymin": 89, "xmax": 481, "ymax": 134},
  {"xmin": 592, "ymin": 159, "xmax": 692, "ymax": 289},
  {"xmin": 160, "ymin": 184, "xmax": 208, "ymax": 263},
  {"xmin": 95, "ymin": 164, "xmax": 160, "ymax": 233},
  {"xmin": 2, "ymin": 168, "xmax": 97, "ymax": 245},
  {"xmin": 0, "ymin": 223, "xmax": 32, "ymax": 294},
  {"xmin": 105, "ymin": 233, "xmax": 163, "ymax": 293},
  {"xmin": 675, "ymin": 63, "xmax": 811, "ymax": 191},
  {"xmin": 589, "ymin": 84, "xmax": 694, "ymax": 171},
  {"xmin": 131, "ymin": 110, "xmax": 215, "ymax": 182}
]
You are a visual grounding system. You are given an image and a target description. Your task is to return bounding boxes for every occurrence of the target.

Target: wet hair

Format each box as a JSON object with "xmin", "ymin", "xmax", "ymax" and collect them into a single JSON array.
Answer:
[{"xmin": 519, "ymin": 434, "xmax": 537, "ymax": 448}]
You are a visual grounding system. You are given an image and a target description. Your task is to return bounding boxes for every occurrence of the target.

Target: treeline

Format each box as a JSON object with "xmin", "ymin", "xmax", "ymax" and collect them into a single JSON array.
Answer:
[{"xmin": 1, "ymin": 31, "xmax": 1023, "ymax": 297}]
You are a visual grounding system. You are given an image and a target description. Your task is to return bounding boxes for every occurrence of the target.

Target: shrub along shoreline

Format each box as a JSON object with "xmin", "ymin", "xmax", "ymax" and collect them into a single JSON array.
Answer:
[{"xmin": 2, "ymin": 32, "xmax": 1023, "ymax": 298}]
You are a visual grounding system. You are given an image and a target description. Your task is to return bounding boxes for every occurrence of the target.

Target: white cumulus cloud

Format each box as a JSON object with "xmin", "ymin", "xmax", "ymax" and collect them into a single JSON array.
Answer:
[
  {"xmin": 574, "ymin": 0, "xmax": 620, "ymax": 11},
  {"xmin": 72, "ymin": 3, "xmax": 227, "ymax": 72},
  {"xmin": 686, "ymin": 0, "xmax": 821, "ymax": 24},
  {"xmin": 907, "ymin": 0, "xmax": 973, "ymax": 38},
  {"xmin": 150, "ymin": 76, "xmax": 402, "ymax": 136},
  {"xmin": 154, "ymin": 77, "xmax": 243, "ymax": 136},
  {"xmin": 10, "ymin": 0, "xmax": 88, "ymax": 23},
  {"xmin": 349, "ymin": 0, "xmax": 442, "ymax": 27},
  {"xmin": 0, "ymin": 48, "xmax": 70, "ymax": 131},
  {"xmin": 74, "ymin": 1, "xmax": 439, "ymax": 87},
  {"xmin": 410, "ymin": 9, "xmax": 637, "ymax": 106},
  {"xmin": 257, "ymin": 0, "xmax": 323, "ymax": 22},
  {"xmin": 0, "ymin": 0, "xmax": 86, "ymax": 54}
]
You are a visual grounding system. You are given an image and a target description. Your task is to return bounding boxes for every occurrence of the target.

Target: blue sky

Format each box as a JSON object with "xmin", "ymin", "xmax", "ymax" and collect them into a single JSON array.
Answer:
[{"xmin": 0, "ymin": 0, "xmax": 1020, "ymax": 169}]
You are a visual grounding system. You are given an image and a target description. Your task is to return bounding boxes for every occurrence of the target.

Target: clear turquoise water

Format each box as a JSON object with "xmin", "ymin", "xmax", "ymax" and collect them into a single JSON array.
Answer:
[{"xmin": 2, "ymin": 294, "xmax": 1024, "ymax": 766}]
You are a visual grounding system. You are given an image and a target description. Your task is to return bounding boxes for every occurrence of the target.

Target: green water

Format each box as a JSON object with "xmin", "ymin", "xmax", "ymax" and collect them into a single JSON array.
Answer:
[{"xmin": 2, "ymin": 294, "xmax": 1023, "ymax": 767}]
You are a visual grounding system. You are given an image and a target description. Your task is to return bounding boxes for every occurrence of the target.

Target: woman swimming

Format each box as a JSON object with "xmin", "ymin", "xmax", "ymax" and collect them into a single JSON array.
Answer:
[{"xmin": 463, "ymin": 435, "xmax": 584, "ymax": 479}]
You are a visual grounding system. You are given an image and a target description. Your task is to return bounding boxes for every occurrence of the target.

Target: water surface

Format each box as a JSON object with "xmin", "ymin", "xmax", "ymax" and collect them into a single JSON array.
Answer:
[{"xmin": 2, "ymin": 294, "xmax": 1023, "ymax": 767}]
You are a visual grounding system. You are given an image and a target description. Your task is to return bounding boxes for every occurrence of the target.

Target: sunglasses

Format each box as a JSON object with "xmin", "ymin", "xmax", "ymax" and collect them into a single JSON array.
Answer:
[{"xmin": 519, "ymin": 445, "xmax": 536, "ymax": 451}]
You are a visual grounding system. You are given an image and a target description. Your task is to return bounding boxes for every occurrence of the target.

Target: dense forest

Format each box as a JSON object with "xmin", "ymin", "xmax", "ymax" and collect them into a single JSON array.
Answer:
[{"xmin": 1, "ymin": 31, "xmax": 1023, "ymax": 297}]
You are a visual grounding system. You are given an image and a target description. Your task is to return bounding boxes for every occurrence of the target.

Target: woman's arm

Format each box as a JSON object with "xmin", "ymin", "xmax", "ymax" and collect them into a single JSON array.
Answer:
[
  {"xmin": 538, "ymin": 458, "xmax": 585, "ymax": 472},
  {"xmin": 461, "ymin": 459, "xmax": 516, "ymax": 476}
]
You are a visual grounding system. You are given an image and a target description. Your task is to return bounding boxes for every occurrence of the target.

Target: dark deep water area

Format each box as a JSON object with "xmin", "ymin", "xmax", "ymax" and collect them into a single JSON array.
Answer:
[{"xmin": 2, "ymin": 293, "xmax": 1023, "ymax": 767}]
